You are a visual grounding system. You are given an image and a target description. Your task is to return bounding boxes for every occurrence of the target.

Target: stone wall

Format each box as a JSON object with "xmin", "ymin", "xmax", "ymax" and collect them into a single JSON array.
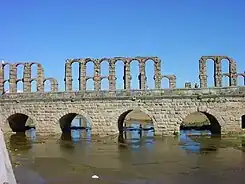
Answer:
[{"xmin": 0, "ymin": 87, "xmax": 245, "ymax": 136}]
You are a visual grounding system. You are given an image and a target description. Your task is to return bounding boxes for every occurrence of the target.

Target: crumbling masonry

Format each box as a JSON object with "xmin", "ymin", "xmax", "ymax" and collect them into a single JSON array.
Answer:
[
  {"xmin": 0, "ymin": 56, "xmax": 244, "ymax": 93},
  {"xmin": 64, "ymin": 57, "xmax": 176, "ymax": 91},
  {"xmin": 0, "ymin": 62, "xmax": 58, "ymax": 93}
]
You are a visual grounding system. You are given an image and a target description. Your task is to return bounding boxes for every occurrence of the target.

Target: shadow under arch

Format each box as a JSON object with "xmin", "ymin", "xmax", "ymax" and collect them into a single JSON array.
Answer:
[
  {"xmin": 180, "ymin": 111, "xmax": 221, "ymax": 135},
  {"xmin": 117, "ymin": 109, "xmax": 154, "ymax": 144},
  {"xmin": 6, "ymin": 113, "xmax": 35, "ymax": 132},
  {"xmin": 59, "ymin": 113, "xmax": 91, "ymax": 132}
]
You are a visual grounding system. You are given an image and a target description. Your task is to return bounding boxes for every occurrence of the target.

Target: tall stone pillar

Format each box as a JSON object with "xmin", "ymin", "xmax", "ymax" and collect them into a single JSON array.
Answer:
[
  {"xmin": 0, "ymin": 64, "xmax": 4, "ymax": 93},
  {"xmin": 154, "ymin": 58, "xmax": 161, "ymax": 89},
  {"xmin": 123, "ymin": 59, "xmax": 131, "ymax": 90},
  {"xmin": 79, "ymin": 61, "xmax": 86, "ymax": 91},
  {"xmin": 139, "ymin": 59, "xmax": 146, "ymax": 90},
  {"xmin": 51, "ymin": 78, "xmax": 58, "ymax": 92},
  {"xmin": 199, "ymin": 57, "xmax": 207, "ymax": 88},
  {"xmin": 94, "ymin": 60, "xmax": 101, "ymax": 91},
  {"xmin": 228, "ymin": 58, "xmax": 237, "ymax": 86},
  {"xmin": 37, "ymin": 64, "xmax": 44, "ymax": 92},
  {"xmin": 9, "ymin": 64, "xmax": 17, "ymax": 93},
  {"xmin": 23, "ymin": 63, "xmax": 31, "ymax": 92},
  {"xmin": 109, "ymin": 59, "xmax": 116, "ymax": 91},
  {"xmin": 169, "ymin": 75, "xmax": 176, "ymax": 89},
  {"xmin": 65, "ymin": 61, "xmax": 72, "ymax": 91},
  {"xmin": 214, "ymin": 57, "xmax": 222, "ymax": 87}
]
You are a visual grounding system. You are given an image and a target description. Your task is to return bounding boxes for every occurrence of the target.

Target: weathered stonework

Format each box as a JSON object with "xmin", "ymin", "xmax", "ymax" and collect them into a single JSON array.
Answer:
[
  {"xmin": 0, "ymin": 56, "xmax": 245, "ymax": 136},
  {"xmin": 0, "ymin": 87, "xmax": 244, "ymax": 136},
  {"xmin": 199, "ymin": 56, "xmax": 238, "ymax": 88}
]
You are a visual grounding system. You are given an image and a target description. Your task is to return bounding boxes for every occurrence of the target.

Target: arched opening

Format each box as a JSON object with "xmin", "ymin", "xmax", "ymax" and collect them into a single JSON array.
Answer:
[
  {"xmin": 6, "ymin": 113, "xmax": 36, "ymax": 139},
  {"xmin": 222, "ymin": 74, "xmax": 230, "ymax": 87},
  {"xmin": 86, "ymin": 61, "xmax": 94, "ymax": 78},
  {"xmin": 206, "ymin": 59, "xmax": 215, "ymax": 87},
  {"xmin": 44, "ymin": 79, "xmax": 52, "ymax": 92},
  {"xmin": 161, "ymin": 77, "xmax": 170, "ymax": 89},
  {"xmin": 117, "ymin": 110, "xmax": 154, "ymax": 145},
  {"xmin": 31, "ymin": 79, "xmax": 37, "ymax": 92},
  {"xmin": 179, "ymin": 112, "xmax": 221, "ymax": 153},
  {"xmin": 180, "ymin": 112, "xmax": 221, "ymax": 135},
  {"xmin": 100, "ymin": 60, "xmax": 109, "ymax": 77},
  {"xmin": 17, "ymin": 80, "xmax": 24, "ymax": 92},
  {"xmin": 221, "ymin": 59, "xmax": 230, "ymax": 87},
  {"xmin": 31, "ymin": 63, "xmax": 38, "ymax": 79},
  {"xmin": 145, "ymin": 59, "xmax": 155, "ymax": 89},
  {"xmin": 86, "ymin": 78, "xmax": 94, "ymax": 90},
  {"xmin": 115, "ymin": 60, "xmax": 125, "ymax": 90},
  {"xmin": 59, "ymin": 113, "xmax": 92, "ymax": 141},
  {"xmin": 130, "ymin": 60, "xmax": 140, "ymax": 89},
  {"xmin": 237, "ymin": 74, "xmax": 245, "ymax": 86},
  {"xmin": 16, "ymin": 64, "xmax": 24, "ymax": 80},
  {"xmin": 241, "ymin": 115, "xmax": 245, "ymax": 129},
  {"xmin": 101, "ymin": 78, "xmax": 109, "ymax": 90},
  {"xmin": 71, "ymin": 62, "xmax": 80, "ymax": 91},
  {"xmin": 3, "ymin": 80, "xmax": 10, "ymax": 93},
  {"xmin": 3, "ymin": 64, "xmax": 10, "ymax": 81}
]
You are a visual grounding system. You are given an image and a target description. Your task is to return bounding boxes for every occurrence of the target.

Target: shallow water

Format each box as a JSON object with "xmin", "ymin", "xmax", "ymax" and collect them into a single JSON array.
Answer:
[{"xmin": 4, "ymin": 130, "xmax": 245, "ymax": 184}]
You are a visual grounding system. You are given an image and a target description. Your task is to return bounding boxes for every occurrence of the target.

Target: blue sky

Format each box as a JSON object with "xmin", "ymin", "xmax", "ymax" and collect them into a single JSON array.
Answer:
[{"xmin": 1, "ymin": 0, "xmax": 245, "ymax": 91}]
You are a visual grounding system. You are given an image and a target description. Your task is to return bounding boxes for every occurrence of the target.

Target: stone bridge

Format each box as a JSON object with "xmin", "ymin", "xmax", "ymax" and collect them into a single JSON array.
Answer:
[{"xmin": 0, "ymin": 56, "xmax": 245, "ymax": 136}]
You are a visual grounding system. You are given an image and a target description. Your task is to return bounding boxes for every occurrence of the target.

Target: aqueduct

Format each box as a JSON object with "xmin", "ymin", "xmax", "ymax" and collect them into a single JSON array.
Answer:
[{"xmin": 0, "ymin": 56, "xmax": 245, "ymax": 136}]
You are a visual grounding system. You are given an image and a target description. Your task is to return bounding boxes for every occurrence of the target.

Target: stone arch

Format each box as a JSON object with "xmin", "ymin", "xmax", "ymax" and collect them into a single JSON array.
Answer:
[
  {"xmin": 16, "ymin": 62, "xmax": 25, "ymax": 80},
  {"xmin": 179, "ymin": 108, "xmax": 224, "ymax": 134},
  {"xmin": 53, "ymin": 108, "xmax": 93, "ymax": 133},
  {"xmin": 116, "ymin": 107, "xmax": 156, "ymax": 133},
  {"xmin": 161, "ymin": 75, "xmax": 171, "ymax": 88},
  {"xmin": 2, "ymin": 109, "xmax": 37, "ymax": 132},
  {"xmin": 237, "ymin": 73, "xmax": 245, "ymax": 86}
]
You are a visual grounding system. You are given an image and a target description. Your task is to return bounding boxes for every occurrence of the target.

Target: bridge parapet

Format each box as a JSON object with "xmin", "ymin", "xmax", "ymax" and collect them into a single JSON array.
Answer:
[{"xmin": 1, "ymin": 86, "xmax": 244, "ymax": 102}]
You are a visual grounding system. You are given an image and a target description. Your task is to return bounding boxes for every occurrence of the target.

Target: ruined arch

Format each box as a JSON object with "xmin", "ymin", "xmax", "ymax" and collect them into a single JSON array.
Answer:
[
  {"xmin": 100, "ymin": 59, "xmax": 109, "ymax": 76},
  {"xmin": 43, "ymin": 78, "xmax": 58, "ymax": 92},
  {"xmin": 101, "ymin": 77, "xmax": 109, "ymax": 90},
  {"xmin": 199, "ymin": 56, "xmax": 237, "ymax": 88},
  {"xmin": 115, "ymin": 59, "xmax": 125, "ymax": 90},
  {"xmin": 86, "ymin": 78, "xmax": 94, "ymax": 90},
  {"xmin": 31, "ymin": 79, "xmax": 37, "ymax": 92},
  {"xmin": 16, "ymin": 79, "xmax": 24, "ymax": 92},
  {"xmin": 54, "ymin": 109, "xmax": 93, "ymax": 133},
  {"xmin": 161, "ymin": 75, "xmax": 170, "ymax": 88},
  {"xmin": 222, "ymin": 73, "xmax": 230, "ymax": 87},
  {"xmin": 71, "ymin": 61, "xmax": 80, "ymax": 91},
  {"xmin": 2, "ymin": 110, "xmax": 37, "ymax": 132},
  {"xmin": 16, "ymin": 63, "xmax": 25, "ymax": 79},
  {"xmin": 180, "ymin": 111, "xmax": 221, "ymax": 135},
  {"xmin": 3, "ymin": 80, "xmax": 10, "ymax": 92},
  {"xmin": 145, "ymin": 59, "xmax": 155, "ymax": 89},
  {"xmin": 30, "ymin": 62, "xmax": 40, "ymax": 79},
  {"xmin": 129, "ymin": 59, "xmax": 140, "ymax": 89},
  {"xmin": 237, "ymin": 73, "xmax": 245, "ymax": 86}
]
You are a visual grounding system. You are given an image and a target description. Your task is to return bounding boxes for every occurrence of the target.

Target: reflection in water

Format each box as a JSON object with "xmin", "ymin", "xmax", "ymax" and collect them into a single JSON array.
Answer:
[
  {"xmin": 119, "ymin": 122, "xmax": 155, "ymax": 150},
  {"xmin": 9, "ymin": 133, "xmax": 32, "ymax": 151},
  {"xmin": 69, "ymin": 118, "xmax": 92, "ymax": 142},
  {"xmin": 6, "ymin": 130, "xmax": 245, "ymax": 184},
  {"xmin": 179, "ymin": 130, "xmax": 221, "ymax": 154},
  {"xmin": 25, "ymin": 128, "xmax": 36, "ymax": 141}
]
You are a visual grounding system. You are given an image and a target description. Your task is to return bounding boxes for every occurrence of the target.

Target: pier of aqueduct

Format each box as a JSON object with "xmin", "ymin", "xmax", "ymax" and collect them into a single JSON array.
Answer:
[{"xmin": 0, "ymin": 56, "xmax": 245, "ymax": 136}]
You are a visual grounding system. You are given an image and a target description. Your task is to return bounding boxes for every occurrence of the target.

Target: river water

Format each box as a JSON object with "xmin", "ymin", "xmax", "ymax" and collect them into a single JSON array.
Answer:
[{"xmin": 4, "ymin": 129, "xmax": 245, "ymax": 184}]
